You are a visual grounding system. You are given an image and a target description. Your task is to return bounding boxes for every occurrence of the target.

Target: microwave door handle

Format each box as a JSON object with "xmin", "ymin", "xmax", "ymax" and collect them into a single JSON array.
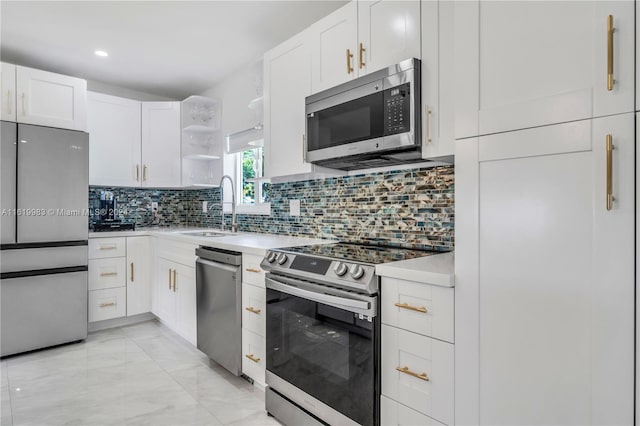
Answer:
[{"xmin": 266, "ymin": 277, "xmax": 370, "ymax": 312}]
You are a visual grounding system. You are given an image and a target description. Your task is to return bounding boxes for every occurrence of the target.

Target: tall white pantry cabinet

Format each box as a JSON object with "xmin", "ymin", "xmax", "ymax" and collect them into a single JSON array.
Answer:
[{"xmin": 455, "ymin": 2, "xmax": 636, "ymax": 425}]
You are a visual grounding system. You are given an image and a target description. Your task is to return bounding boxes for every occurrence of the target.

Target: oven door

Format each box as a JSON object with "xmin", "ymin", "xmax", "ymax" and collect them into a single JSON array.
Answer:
[{"xmin": 266, "ymin": 275, "xmax": 379, "ymax": 426}]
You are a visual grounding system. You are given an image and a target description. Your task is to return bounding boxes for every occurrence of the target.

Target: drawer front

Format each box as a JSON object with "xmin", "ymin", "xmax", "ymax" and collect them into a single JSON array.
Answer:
[
  {"xmin": 242, "ymin": 283, "xmax": 266, "ymax": 337},
  {"xmin": 381, "ymin": 395, "xmax": 445, "ymax": 426},
  {"xmin": 156, "ymin": 238, "xmax": 198, "ymax": 267},
  {"xmin": 88, "ymin": 237, "xmax": 126, "ymax": 259},
  {"xmin": 382, "ymin": 277, "xmax": 454, "ymax": 343},
  {"xmin": 242, "ymin": 328, "xmax": 265, "ymax": 386},
  {"xmin": 381, "ymin": 325, "xmax": 454, "ymax": 425},
  {"xmin": 89, "ymin": 287, "xmax": 126, "ymax": 322},
  {"xmin": 88, "ymin": 257, "xmax": 126, "ymax": 291},
  {"xmin": 242, "ymin": 253, "xmax": 265, "ymax": 287}
]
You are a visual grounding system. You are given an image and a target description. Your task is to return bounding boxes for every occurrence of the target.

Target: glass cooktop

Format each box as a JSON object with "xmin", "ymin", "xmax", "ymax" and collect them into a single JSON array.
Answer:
[{"xmin": 277, "ymin": 243, "xmax": 441, "ymax": 265}]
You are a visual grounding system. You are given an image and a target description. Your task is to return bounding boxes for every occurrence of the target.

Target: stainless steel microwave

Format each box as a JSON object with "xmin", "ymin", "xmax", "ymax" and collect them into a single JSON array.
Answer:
[{"xmin": 305, "ymin": 58, "xmax": 423, "ymax": 170}]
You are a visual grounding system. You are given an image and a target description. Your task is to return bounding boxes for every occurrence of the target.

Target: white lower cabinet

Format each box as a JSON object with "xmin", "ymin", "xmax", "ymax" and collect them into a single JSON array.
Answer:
[
  {"xmin": 88, "ymin": 236, "xmax": 152, "ymax": 324},
  {"xmin": 242, "ymin": 328, "xmax": 266, "ymax": 386},
  {"xmin": 381, "ymin": 395, "xmax": 445, "ymax": 426},
  {"xmin": 381, "ymin": 325, "xmax": 454, "ymax": 425},
  {"xmin": 242, "ymin": 282, "xmax": 266, "ymax": 336},
  {"xmin": 88, "ymin": 287, "xmax": 127, "ymax": 322},
  {"xmin": 152, "ymin": 239, "xmax": 198, "ymax": 345}
]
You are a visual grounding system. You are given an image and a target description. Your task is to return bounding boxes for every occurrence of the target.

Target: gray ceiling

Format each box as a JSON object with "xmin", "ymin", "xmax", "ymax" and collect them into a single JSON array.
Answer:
[{"xmin": 1, "ymin": 1, "xmax": 347, "ymax": 99}]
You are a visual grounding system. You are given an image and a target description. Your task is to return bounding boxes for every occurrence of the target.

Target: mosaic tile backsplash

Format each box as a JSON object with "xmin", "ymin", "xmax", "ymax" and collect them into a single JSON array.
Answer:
[{"xmin": 90, "ymin": 165, "xmax": 454, "ymax": 251}]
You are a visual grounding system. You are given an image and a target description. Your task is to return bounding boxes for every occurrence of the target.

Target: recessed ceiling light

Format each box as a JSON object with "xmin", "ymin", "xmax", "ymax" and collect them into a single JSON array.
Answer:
[{"xmin": 94, "ymin": 50, "xmax": 108, "ymax": 57}]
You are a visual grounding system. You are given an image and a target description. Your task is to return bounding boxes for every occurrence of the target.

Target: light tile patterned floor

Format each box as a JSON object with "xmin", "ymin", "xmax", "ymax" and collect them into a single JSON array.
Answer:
[{"xmin": 0, "ymin": 320, "xmax": 279, "ymax": 426}]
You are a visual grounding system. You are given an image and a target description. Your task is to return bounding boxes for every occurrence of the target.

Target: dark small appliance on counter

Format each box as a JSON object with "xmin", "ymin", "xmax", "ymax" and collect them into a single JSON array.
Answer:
[{"xmin": 91, "ymin": 191, "xmax": 135, "ymax": 232}]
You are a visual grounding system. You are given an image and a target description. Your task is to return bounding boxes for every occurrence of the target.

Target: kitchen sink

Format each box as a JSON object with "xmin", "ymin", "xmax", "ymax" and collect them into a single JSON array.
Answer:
[{"xmin": 180, "ymin": 230, "xmax": 230, "ymax": 237}]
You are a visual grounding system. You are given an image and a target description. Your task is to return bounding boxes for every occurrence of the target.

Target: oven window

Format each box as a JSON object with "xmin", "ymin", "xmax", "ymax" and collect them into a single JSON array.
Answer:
[
  {"xmin": 306, "ymin": 91, "xmax": 384, "ymax": 152},
  {"xmin": 266, "ymin": 288, "xmax": 377, "ymax": 426}
]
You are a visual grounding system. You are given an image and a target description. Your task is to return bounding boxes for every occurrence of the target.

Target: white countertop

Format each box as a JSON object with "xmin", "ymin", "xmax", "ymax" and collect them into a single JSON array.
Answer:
[
  {"xmin": 89, "ymin": 227, "xmax": 333, "ymax": 256},
  {"xmin": 375, "ymin": 252, "xmax": 454, "ymax": 287}
]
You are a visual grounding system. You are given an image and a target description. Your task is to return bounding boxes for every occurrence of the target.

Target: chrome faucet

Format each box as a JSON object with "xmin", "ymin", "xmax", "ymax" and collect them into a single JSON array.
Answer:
[{"xmin": 219, "ymin": 175, "xmax": 238, "ymax": 233}]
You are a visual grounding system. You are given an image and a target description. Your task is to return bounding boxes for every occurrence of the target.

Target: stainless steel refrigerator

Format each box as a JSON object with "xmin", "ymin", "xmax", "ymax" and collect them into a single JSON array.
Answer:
[{"xmin": 1, "ymin": 121, "xmax": 89, "ymax": 357}]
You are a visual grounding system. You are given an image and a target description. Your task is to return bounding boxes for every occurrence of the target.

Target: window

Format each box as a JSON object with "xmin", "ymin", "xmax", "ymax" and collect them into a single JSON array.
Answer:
[{"xmin": 238, "ymin": 147, "xmax": 269, "ymax": 206}]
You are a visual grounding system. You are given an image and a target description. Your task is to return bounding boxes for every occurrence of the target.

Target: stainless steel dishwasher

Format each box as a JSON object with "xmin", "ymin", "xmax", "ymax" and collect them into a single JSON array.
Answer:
[{"xmin": 195, "ymin": 245, "xmax": 242, "ymax": 376}]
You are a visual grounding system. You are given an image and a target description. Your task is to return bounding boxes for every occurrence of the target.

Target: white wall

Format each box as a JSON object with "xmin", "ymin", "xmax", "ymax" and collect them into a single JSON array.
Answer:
[{"xmin": 87, "ymin": 80, "xmax": 177, "ymax": 101}]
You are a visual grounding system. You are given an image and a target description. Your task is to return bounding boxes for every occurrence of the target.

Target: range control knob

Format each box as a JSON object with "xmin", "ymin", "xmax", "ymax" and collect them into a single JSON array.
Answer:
[
  {"xmin": 276, "ymin": 253, "xmax": 289, "ymax": 265},
  {"xmin": 266, "ymin": 252, "xmax": 277, "ymax": 263},
  {"xmin": 350, "ymin": 264, "xmax": 365, "ymax": 280},
  {"xmin": 333, "ymin": 262, "xmax": 348, "ymax": 277}
]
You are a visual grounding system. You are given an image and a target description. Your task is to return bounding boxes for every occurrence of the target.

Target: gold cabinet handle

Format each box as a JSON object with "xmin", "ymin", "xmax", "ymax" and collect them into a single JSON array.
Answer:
[
  {"xmin": 173, "ymin": 269, "xmax": 177, "ymax": 291},
  {"xmin": 130, "ymin": 262, "xmax": 134, "ymax": 282},
  {"xmin": 346, "ymin": 49, "xmax": 354, "ymax": 74},
  {"xmin": 359, "ymin": 43, "xmax": 366, "ymax": 69},
  {"xmin": 424, "ymin": 105, "xmax": 432, "ymax": 144},
  {"xmin": 168, "ymin": 268, "xmax": 172, "ymax": 290},
  {"xmin": 394, "ymin": 302, "xmax": 428, "ymax": 314},
  {"xmin": 606, "ymin": 134, "xmax": 615, "ymax": 210},
  {"xmin": 143, "ymin": 165, "xmax": 147, "ymax": 182},
  {"xmin": 135, "ymin": 164, "xmax": 140, "ymax": 182},
  {"xmin": 98, "ymin": 244, "xmax": 117, "ymax": 250},
  {"xmin": 245, "ymin": 268, "xmax": 261, "ymax": 273},
  {"xmin": 245, "ymin": 307, "xmax": 261, "ymax": 315},
  {"xmin": 607, "ymin": 15, "xmax": 615, "ymax": 91},
  {"xmin": 99, "ymin": 272, "xmax": 117, "ymax": 277},
  {"xmin": 396, "ymin": 366, "xmax": 429, "ymax": 381},
  {"xmin": 99, "ymin": 302, "xmax": 116, "ymax": 308},
  {"xmin": 21, "ymin": 93, "xmax": 25, "ymax": 115},
  {"xmin": 245, "ymin": 354, "xmax": 261, "ymax": 363}
]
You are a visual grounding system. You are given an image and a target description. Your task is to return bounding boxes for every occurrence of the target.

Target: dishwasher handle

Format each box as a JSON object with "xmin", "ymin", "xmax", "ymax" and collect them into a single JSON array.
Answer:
[{"xmin": 196, "ymin": 257, "xmax": 240, "ymax": 274}]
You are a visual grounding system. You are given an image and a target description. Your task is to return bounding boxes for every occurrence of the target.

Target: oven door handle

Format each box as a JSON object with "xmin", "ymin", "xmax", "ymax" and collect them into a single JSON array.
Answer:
[{"xmin": 266, "ymin": 277, "xmax": 373, "ymax": 315}]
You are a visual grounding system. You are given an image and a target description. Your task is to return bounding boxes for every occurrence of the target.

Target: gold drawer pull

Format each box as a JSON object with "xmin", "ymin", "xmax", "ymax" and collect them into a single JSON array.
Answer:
[
  {"xmin": 396, "ymin": 366, "xmax": 429, "ymax": 381},
  {"xmin": 99, "ymin": 245, "xmax": 117, "ymax": 250},
  {"xmin": 606, "ymin": 134, "xmax": 615, "ymax": 210},
  {"xmin": 394, "ymin": 302, "xmax": 428, "ymax": 314},
  {"xmin": 99, "ymin": 272, "xmax": 118, "ymax": 277},
  {"xmin": 99, "ymin": 302, "xmax": 116, "ymax": 308},
  {"xmin": 245, "ymin": 354, "xmax": 261, "ymax": 363},
  {"xmin": 607, "ymin": 15, "xmax": 615, "ymax": 91},
  {"xmin": 245, "ymin": 307, "xmax": 261, "ymax": 315},
  {"xmin": 245, "ymin": 268, "xmax": 261, "ymax": 273}
]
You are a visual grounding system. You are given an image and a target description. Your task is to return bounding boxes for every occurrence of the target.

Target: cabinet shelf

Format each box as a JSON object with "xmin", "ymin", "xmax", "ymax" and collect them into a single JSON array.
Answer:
[{"xmin": 183, "ymin": 154, "xmax": 221, "ymax": 161}]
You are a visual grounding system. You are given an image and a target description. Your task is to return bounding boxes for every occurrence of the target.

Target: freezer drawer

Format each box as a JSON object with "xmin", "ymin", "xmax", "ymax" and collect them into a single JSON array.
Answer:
[
  {"xmin": 1, "ymin": 270, "xmax": 88, "ymax": 356},
  {"xmin": 17, "ymin": 124, "xmax": 88, "ymax": 243},
  {"xmin": 0, "ymin": 245, "xmax": 87, "ymax": 273}
]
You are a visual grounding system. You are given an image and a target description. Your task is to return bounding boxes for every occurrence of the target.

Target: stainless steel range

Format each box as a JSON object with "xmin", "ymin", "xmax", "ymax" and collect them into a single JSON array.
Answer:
[{"xmin": 260, "ymin": 243, "xmax": 437, "ymax": 426}]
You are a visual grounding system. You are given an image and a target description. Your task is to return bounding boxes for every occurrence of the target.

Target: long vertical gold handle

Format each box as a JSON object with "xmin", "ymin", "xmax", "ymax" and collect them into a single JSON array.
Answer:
[
  {"xmin": 424, "ymin": 105, "xmax": 432, "ymax": 144},
  {"xmin": 136, "ymin": 164, "xmax": 140, "ymax": 182},
  {"xmin": 143, "ymin": 165, "xmax": 147, "ymax": 182},
  {"xmin": 173, "ymin": 270, "xmax": 177, "ymax": 292},
  {"xmin": 346, "ymin": 49, "xmax": 354, "ymax": 74},
  {"xmin": 359, "ymin": 43, "xmax": 366, "ymax": 69},
  {"xmin": 21, "ymin": 93, "xmax": 25, "ymax": 115},
  {"xmin": 607, "ymin": 15, "xmax": 615, "ymax": 91},
  {"xmin": 168, "ymin": 268, "xmax": 172, "ymax": 290},
  {"xmin": 130, "ymin": 262, "xmax": 134, "ymax": 282},
  {"xmin": 6, "ymin": 90, "xmax": 11, "ymax": 114},
  {"xmin": 606, "ymin": 134, "xmax": 615, "ymax": 210}
]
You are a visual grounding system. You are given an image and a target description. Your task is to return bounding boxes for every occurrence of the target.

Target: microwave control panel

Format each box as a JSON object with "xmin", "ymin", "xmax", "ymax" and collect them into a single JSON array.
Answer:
[{"xmin": 383, "ymin": 83, "xmax": 411, "ymax": 135}]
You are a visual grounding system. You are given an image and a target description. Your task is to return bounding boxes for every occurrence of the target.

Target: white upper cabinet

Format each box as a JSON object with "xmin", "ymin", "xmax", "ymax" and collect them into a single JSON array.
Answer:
[
  {"xmin": 141, "ymin": 102, "xmax": 181, "ymax": 187},
  {"xmin": 16, "ymin": 65, "xmax": 87, "ymax": 131},
  {"xmin": 310, "ymin": 2, "xmax": 358, "ymax": 93},
  {"xmin": 1, "ymin": 63, "xmax": 16, "ymax": 122},
  {"xmin": 310, "ymin": 0, "xmax": 421, "ymax": 94},
  {"xmin": 264, "ymin": 31, "xmax": 320, "ymax": 179},
  {"xmin": 358, "ymin": 1, "xmax": 421, "ymax": 75},
  {"xmin": 455, "ymin": 1, "xmax": 635, "ymax": 139},
  {"xmin": 88, "ymin": 92, "xmax": 141, "ymax": 187},
  {"xmin": 421, "ymin": 0, "xmax": 454, "ymax": 160}
]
